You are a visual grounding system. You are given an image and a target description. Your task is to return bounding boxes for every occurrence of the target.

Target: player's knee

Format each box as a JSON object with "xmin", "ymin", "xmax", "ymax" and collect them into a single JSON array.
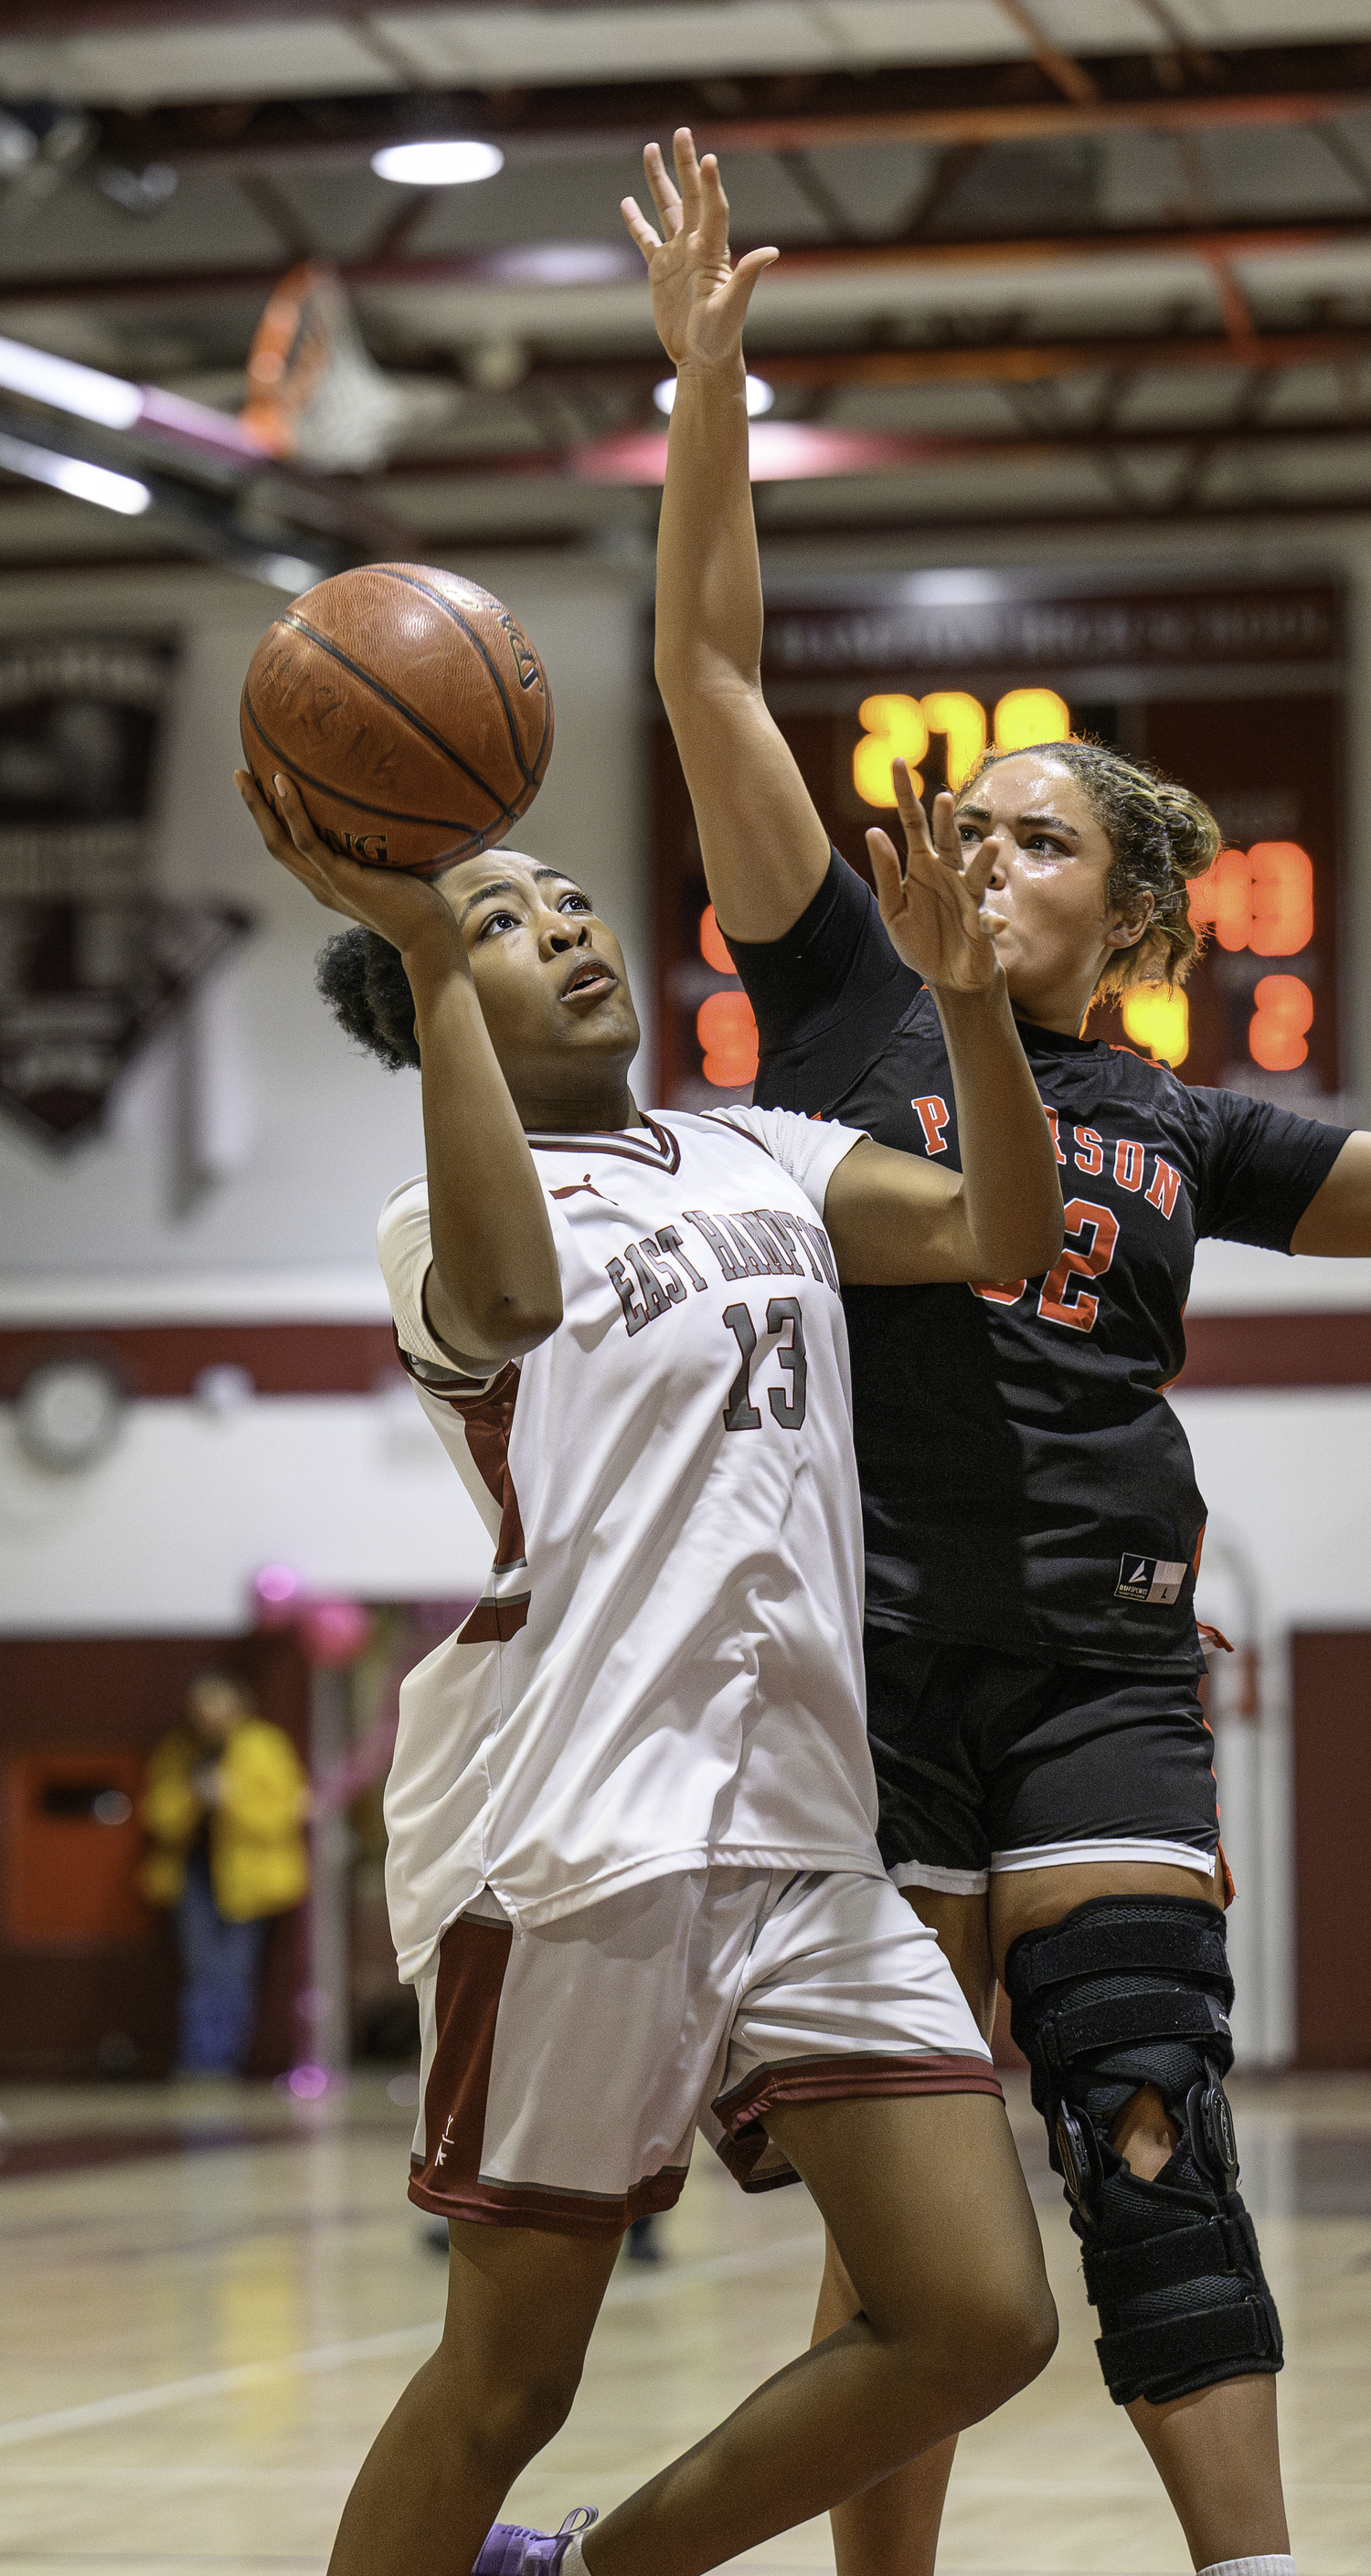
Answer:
[
  {"xmin": 458, "ymin": 2361, "xmax": 583, "ymax": 2478},
  {"xmin": 956, "ymin": 2259, "xmax": 1058, "ymax": 2406},
  {"xmin": 1008, "ymin": 2266, "xmax": 1060, "ymax": 2385},
  {"xmin": 1109, "ymin": 2081, "xmax": 1180, "ymax": 2181},
  {"xmin": 874, "ymin": 2246, "xmax": 1057, "ymax": 2421},
  {"xmin": 1005, "ymin": 1895, "xmax": 1283, "ymax": 2408}
]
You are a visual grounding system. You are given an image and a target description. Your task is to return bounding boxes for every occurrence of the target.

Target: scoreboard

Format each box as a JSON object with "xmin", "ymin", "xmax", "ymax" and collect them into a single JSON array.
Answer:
[{"xmin": 651, "ymin": 578, "xmax": 1343, "ymax": 1112}]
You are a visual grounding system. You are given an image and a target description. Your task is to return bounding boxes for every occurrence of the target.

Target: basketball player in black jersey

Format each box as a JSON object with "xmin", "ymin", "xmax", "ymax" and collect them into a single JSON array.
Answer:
[{"xmin": 627, "ymin": 128, "xmax": 1371, "ymax": 2576}]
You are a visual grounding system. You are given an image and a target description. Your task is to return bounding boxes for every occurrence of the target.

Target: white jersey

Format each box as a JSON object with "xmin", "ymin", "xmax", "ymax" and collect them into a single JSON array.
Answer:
[{"xmin": 377, "ymin": 1105, "xmax": 880, "ymax": 1982}]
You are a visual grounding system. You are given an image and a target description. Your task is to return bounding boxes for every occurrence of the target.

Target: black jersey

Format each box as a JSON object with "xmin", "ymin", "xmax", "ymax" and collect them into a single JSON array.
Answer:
[{"xmin": 730, "ymin": 851, "xmax": 1348, "ymax": 1675}]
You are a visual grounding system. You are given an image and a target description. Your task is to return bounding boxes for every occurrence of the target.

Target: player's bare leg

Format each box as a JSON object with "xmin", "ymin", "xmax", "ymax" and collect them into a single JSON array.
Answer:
[
  {"xmin": 332, "ymin": 2093, "xmax": 1052, "ymax": 2576},
  {"xmin": 994, "ymin": 1861, "xmax": 1291, "ymax": 2571},
  {"xmin": 813, "ymin": 1890, "xmax": 995, "ymax": 2576},
  {"xmin": 582, "ymin": 2090, "xmax": 1056, "ymax": 2576},
  {"xmin": 327, "ymin": 2223, "xmax": 619, "ymax": 2576},
  {"xmin": 1111, "ymin": 2086, "xmax": 1290, "ymax": 2566},
  {"xmin": 813, "ymin": 1867, "xmax": 1289, "ymax": 2576},
  {"xmin": 813, "ymin": 2235, "xmax": 955, "ymax": 2576}
]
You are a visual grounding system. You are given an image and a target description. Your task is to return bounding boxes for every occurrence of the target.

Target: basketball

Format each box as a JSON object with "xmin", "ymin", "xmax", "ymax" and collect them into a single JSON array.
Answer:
[{"xmin": 239, "ymin": 563, "xmax": 554, "ymax": 876}]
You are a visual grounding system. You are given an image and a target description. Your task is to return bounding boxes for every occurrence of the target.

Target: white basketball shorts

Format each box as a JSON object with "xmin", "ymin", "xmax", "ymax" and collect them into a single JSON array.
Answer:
[{"xmin": 409, "ymin": 1865, "xmax": 999, "ymax": 2236}]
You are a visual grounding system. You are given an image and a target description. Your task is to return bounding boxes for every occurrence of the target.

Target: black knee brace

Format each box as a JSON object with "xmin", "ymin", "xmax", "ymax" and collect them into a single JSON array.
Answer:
[{"xmin": 1004, "ymin": 1895, "xmax": 1281, "ymax": 2408}]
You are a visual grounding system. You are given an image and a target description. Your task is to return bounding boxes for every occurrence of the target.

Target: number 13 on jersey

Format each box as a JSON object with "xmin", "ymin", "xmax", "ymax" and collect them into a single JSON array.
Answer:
[{"xmin": 722, "ymin": 1298, "xmax": 808, "ymax": 1429}]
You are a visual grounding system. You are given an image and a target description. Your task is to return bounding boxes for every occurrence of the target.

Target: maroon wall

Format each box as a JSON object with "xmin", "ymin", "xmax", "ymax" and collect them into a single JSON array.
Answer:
[{"xmin": 1291, "ymin": 1628, "xmax": 1371, "ymax": 2068}]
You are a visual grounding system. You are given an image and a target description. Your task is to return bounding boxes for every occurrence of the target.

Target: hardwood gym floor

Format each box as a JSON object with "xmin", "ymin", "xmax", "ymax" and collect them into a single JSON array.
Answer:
[{"xmin": 0, "ymin": 2072, "xmax": 1367, "ymax": 2576}]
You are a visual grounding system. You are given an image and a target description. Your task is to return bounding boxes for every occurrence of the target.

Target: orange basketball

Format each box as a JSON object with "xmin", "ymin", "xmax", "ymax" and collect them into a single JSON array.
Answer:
[{"xmin": 239, "ymin": 563, "xmax": 554, "ymax": 876}]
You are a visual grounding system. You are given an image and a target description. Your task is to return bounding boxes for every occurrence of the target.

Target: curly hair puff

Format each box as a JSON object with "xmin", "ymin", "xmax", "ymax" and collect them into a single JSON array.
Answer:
[{"xmin": 314, "ymin": 925, "xmax": 420, "ymax": 1071}]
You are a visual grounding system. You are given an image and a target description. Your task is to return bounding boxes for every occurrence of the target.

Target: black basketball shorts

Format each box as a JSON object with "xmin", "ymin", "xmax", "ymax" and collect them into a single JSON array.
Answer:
[{"xmin": 865, "ymin": 1632, "xmax": 1220, "ymax": 1899}]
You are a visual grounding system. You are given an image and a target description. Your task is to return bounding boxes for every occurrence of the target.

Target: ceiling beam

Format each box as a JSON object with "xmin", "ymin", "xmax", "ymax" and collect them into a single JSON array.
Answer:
[
  {"xmin": 78, "ymin": 39, "xmax": 1371, "ymax": 176},
  {"xmin": 745, "ymin": 490, "xmax": 1371, "ymax": 543},
  {"xmin": 754, "ymin": 327, "xmax": 1371, "ymax": 389},
  {"xmin": 5, "ymin": 216, "xmax": 1371, "ymax": 316},
  {"xmin": 994, "ymin": 0, "xmax": 1100, "ymax": 107},
  {"xmin": 368, "ymin": 407, "xmax": 1371, "ymax": 487},
  {"xmin": 3, "ymin": 489, "xmax": 1367, "ymax": 577},
  {"xmin": 97, "ymin": 85, "xmax": 1371, "ymax": 173},
  {"xmin": 0, "ymin": 387, "xmax": 408, "ymax": 557},
  {"xmin": 348, "ymin": 331, "xmax": 1371, "ymax": 433}
]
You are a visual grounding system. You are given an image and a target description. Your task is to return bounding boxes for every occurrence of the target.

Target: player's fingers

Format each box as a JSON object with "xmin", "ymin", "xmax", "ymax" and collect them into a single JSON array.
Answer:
[
  {"xmin": 234, "ymin": 768, "xmax": 293, "ymax": 857},
  {"xmin": 621, "ymin": 196, "xmax": 663, "ymax": 260},
  {"xmin": 235, "ymin": 771, "xmax": 326, "ymax": 896},
  {"xmin": 890, "ymin": 758, "xmax": 935, "ymax": 857},
  {"xmin": 643, "ymin": 140, "xmax": 682, "ymax": 235},
  {"xmin": 930, "ymin": 790, "xmax": 962, "ymax": 869},
  {"xmin": 866, "ymin": 827, "xmax": 905, "ymax": 919},
  {"xmin": 270, "ymin": 770, "xmax": 333, "ymax": 865},
  {"xmin": 697, "ymin": 149, "xmax": 731, "ymax": 250},
  {"xmin": 721, "ymin": 244, "xmax": 780, "ymax": 314},
  {"xmin": 674, "ymin": 126, "xmax": 704, "ymax": 230},
  {"xmin": 962, "ymin": 834, "xmax": 1002, "ymax": 905}
]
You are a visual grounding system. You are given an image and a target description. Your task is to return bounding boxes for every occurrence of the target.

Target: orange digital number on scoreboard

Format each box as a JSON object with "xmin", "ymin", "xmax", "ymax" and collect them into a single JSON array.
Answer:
[
  {"xmin": 1187, "ymin": 843, "xmax": 1313, "ymax": 956},
  {"xmin": 696, "ymin": 904, "xmax": 759, "ymax": 1088},
  {"xmin": 851, "ymin": 687, "xmax": 1070, "ymax": 804}
]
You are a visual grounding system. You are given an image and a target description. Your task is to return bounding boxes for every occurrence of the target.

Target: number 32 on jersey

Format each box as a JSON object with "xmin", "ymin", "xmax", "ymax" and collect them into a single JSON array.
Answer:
[{"xmin": 973, "ymin": 1198, "xmax": 1120, "ymax": 1334}]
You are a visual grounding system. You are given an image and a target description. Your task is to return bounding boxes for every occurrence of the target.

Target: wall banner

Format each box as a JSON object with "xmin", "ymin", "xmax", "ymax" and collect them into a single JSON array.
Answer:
[{"xmin": 0, "ymin": 636, "xmax": 250, "ymax": 1150}]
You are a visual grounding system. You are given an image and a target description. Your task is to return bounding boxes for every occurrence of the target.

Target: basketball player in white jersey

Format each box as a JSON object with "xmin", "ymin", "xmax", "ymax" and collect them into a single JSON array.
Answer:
[{"xmin": 235, "ymin": 758, "xmax": 1063, "ymax": 2576}]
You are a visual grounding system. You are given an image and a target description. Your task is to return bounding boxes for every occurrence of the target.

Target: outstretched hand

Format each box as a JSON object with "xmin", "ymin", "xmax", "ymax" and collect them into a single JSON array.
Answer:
[
  {"xmin": 621, "ymin": 126, "xmax": 777, "ymax": 374},
  {"xmin": 233, "ymin": 768, "xmax": 460, "ymax": 958},
  {"xmin": 867, "ymin": 764, "xmax": 1005, "ymax": 994}
]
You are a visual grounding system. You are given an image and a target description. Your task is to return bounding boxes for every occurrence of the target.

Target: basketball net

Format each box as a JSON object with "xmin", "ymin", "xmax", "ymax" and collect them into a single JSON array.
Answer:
[{"xmin": 239, "ymin": 262, "xmax": 452, "ymax": 472}]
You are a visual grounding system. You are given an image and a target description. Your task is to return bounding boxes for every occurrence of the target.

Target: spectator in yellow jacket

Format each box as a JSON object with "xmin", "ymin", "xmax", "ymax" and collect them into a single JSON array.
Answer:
[{"xmin": 141, "ymin": 1670, "xmax": 310, "ymax": 2075}]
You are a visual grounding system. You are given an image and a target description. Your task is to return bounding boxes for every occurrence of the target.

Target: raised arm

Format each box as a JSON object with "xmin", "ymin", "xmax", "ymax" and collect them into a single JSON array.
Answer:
[
  {"xmin": 822, "ymin": 768, "xmax": 1064, "ymax": 1287},
  {"xmin": 235, "ymin": 771, "xmax": 562, "ymax": 1368},
  {"xmin": 623, "ymin": 130, "xmax": 830, "ymax": 942},
  {"xmin": 1290, "ymin": 1134, "xmax": 1371, "ymax": 1255}
]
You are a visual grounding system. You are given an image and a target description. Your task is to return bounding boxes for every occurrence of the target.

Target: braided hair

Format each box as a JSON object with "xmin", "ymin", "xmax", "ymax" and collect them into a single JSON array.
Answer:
[
  {"xmin": 958, "ymin": 739, "xmax": 1221, "ymax": 999},
  {"xmin": 315, "ymin": 926, "xmax": 420, "ymax": 1070}
]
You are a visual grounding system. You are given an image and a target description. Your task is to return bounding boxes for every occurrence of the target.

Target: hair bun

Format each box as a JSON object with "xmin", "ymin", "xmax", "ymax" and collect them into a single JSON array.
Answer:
[{"xmin": 1153, "ymin": 779, "xmax": 1222, "ymax": 882}]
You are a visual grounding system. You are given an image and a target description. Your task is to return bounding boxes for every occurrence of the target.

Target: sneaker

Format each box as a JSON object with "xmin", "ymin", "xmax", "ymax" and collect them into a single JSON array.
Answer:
[{"xmin": 473, "ymin": 2507, "xmax": 598, "ymax": 2576}]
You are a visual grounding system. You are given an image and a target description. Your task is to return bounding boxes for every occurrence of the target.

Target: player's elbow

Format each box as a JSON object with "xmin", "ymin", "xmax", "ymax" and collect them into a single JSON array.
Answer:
[
  {"xmin": 427, "ymin": 1271, "xmax": 563, "ymax": 1367},
  {"xmin": 474, "ymin": 1288, "xmax": 564, "ymax": 1361},
  {"xmin": 981, "ymin": 1203, "xmax": 1064, "ymax": 1282},
  {"xmin": 654, "ymin": 637, "xmax": 757, "ymax": 718},
  {"xmin": 1037, "ymin": 1201, "xmax": 1067, "ymax": 1268}
]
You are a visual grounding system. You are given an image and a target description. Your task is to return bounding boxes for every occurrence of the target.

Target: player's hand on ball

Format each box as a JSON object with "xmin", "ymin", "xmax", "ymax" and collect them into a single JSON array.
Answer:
[
  {"xmin": 622, "ymin": 128, "xmax": 777, "ymax": 374},
  {"xmin": 867, "ymin": 763, "xmax": 1005, "ymax": 995},
  {"xmin": 234, "ymin": 769, "xmax": 459, "ymax": 956}
]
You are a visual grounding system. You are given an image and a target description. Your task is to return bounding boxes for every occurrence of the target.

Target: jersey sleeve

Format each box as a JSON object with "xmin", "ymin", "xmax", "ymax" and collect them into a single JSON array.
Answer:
[
  {"xmin": 1188, "ymin": 1087, "xmax": 1352, "ymax": 1251},
  {"xmin": 376, "ymin": 1177, "xmax": 502, "ymax": 1390},
  {"xmin": 726, "ymin": 846, "xmax": 921, "ymax": 1065},
  {"xmin": 705, "ymin": 1104, "xmax": 868, "ymax": 1217}
]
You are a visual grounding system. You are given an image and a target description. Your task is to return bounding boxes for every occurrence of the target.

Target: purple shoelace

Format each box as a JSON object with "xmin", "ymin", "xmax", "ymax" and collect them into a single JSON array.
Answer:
[{"xmin": 473, "ymin": 2506, "xmax": 598, "ymax": 2576}]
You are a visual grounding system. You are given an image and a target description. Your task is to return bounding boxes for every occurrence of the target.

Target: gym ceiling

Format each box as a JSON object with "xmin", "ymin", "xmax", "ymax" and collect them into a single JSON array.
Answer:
[{"xmin": 4, "ymin": 0, "xmax": 1371, "ymax": 577}]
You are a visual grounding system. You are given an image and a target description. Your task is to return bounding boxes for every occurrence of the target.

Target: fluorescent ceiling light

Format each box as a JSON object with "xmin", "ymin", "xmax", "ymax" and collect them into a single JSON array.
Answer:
[
  {"xmin": 0, "ymin": 429, "xmax": 151, "ymax": 514},
  {"xmin": 654, "ymin": 374, "xmax": 775, "ymax": 418},
  {"xmin": 491, "ymin": 241, "xmax": 633, "ymax": 286},
  {"xmin": 257, "ymin": 553, "xmax": 324, "ymax": 593},
  {"xmin": 902, "ymin": 570, "xmax": 1005, "ymax": 607},
  {"xmin": 575, "ymin": 421, "xmax": 919, "ymax": 485},
  {"xmin": 371, "ymin": 141, "xmax": 504, "ymax": 186},
  {"xmin": 0, "ymin": 332, "xmax": 142, "ymax": 429}
]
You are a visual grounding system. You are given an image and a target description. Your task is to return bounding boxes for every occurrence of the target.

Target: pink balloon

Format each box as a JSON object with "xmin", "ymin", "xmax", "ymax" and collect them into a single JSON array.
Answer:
[
  {"xmin": 299, "ymin": 1596, "xmax": 373, "ymax": 1668},
  {"xmin": 253, "ymin": 1562, "xmax": 302, "ymax": 1627}
]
